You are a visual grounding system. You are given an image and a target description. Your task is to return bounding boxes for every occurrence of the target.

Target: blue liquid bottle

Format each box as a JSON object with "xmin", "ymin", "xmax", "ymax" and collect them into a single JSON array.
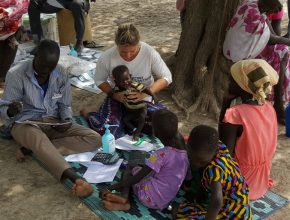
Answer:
[
  {"xmin": 286, "ymin": 102, "xmax": 290, "ymax": 137},
  {"xmin": 102, "ymin": 124, "xmax": 119, "ymax": 154}
]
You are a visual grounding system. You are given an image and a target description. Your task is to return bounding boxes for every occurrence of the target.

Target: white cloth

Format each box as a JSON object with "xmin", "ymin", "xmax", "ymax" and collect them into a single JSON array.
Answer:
[
  {"xmin": 47, "ymin": 0, "xmax": 64, "ymax": 8},
  {"xmin": 223, "ymin": 0, "xmax": 271, "ymax": 62},
  {"xmin": 94, "ymin": 41, "xmax": 172, "ymax": 88}
]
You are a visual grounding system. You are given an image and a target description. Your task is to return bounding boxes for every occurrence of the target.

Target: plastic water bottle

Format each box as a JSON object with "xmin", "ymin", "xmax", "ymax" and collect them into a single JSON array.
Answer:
[
  {"xmin": 68, "ymin": 44, "xmax": 78, "ymax": 57},
  {"xmin": 286, "ymin": 102, "xmax": 290, "ymax": 137},
  {"xmin": 102, "ymin": 124, "xmax": 119, "ymax": 154}
]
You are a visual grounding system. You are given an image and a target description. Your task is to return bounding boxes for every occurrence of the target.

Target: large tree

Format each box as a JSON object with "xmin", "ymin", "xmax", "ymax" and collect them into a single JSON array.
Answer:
[{"xmin": 172, "ymin": 0, "xmax": 241, "ymax": 119}]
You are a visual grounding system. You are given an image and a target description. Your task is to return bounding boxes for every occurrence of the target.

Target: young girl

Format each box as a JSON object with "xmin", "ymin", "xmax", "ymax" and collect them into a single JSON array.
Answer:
[
  {"xmin": 100, "ymin": 109, "xmax": 189, "ymax": 211},
  {"xmin": 175, "ymin": 125, "xmax": 252, "ymax": 219}
]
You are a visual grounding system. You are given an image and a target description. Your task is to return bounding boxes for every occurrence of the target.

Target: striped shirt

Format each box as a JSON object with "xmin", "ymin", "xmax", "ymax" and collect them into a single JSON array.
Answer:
[
  {"xmin": 0, "ymin": 60, "xmax": 72, "ymax": 128},
  {"xmin": 115, "ymin": 81, "xmax": 147, "ymax": 110}
]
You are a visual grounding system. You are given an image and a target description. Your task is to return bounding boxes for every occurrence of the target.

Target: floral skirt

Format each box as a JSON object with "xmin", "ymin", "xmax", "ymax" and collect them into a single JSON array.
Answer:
[{"xmin": 256, "ymin": 44, "xmax": 290, "ymax": 101}]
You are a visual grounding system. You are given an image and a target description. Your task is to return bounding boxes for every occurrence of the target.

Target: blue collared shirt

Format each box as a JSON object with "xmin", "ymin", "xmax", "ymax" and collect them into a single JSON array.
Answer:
[{"xmin": 0, "ymin": 60, "xmax": 72, "ymax": 128}]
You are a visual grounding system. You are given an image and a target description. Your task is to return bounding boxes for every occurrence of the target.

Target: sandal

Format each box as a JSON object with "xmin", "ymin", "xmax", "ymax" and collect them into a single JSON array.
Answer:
[{"xmin": 83, "ymin": 41, "xmax": 104, "ymax": 49}]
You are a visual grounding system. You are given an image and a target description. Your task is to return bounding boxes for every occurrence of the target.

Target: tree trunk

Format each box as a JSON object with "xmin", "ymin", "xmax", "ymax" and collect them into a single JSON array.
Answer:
[{"xmin": 172, "ymin": 0, "xmax": 241, "ymax": 119}]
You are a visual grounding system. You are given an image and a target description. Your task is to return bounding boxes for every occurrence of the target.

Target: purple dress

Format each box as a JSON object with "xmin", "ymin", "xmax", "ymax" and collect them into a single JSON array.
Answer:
[{"xmin": 132, "ymin": 147, "xmax": 190, "ymax": 209}]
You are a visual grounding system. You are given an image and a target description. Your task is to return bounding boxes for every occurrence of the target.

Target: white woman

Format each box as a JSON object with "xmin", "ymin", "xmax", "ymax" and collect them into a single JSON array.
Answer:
[{"xmin": 81, "ymin": 24, "xmax": 172, "ymax": 138}]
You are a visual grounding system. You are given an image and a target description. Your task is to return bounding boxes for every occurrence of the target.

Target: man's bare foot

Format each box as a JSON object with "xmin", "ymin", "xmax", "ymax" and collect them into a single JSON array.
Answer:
[
  {"xmin": 16, "ymin": 149, "xmax": 25, "ymax": 162},
  {"xmin": 80, "ymin": 108, "xmax": 90, "ymax": 119},
  {"xmin": 103, "ymin": 192, "xmax": 128, "ymax": 204},
  {"xmin": 102, "ymin": 200, "xmax": 130, "ymax": 211},
  {"xmin": 72, "ymin": 179, "xmax": 93, "ymax": 197}
]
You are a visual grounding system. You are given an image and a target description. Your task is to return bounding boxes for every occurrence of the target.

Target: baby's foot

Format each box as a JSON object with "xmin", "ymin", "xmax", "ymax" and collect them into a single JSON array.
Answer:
[
  {"xmin": 102, "ymin": 200, "xmax": 130, "ymax": 211},
  {"xmin": 16, "ymin": 149, "xmax": 25, "ymax": 162},
  {"xmin": 103, "ymin": 192, "xmax": 128, "ymax": 204},
  {"xmin": 72, "ymin": 179, "xmax": 93, "ymax": 197}
]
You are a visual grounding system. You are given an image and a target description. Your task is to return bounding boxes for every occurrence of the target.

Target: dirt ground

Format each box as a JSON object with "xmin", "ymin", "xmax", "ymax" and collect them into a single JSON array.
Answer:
[{"xmin": 0, "ymin": 0, "xmax": 289, "ymax": 219}]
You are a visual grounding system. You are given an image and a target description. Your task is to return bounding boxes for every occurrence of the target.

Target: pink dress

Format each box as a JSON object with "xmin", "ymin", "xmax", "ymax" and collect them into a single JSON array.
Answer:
[{"xmin": 223, "ymin": 102, "xmax": 278, "ymax": 200}]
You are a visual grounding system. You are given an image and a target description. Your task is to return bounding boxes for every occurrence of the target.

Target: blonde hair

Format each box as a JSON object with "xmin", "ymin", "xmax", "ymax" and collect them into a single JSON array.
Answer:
[{"xmin": 115, "ymin": 24, "xmax": 140, "ymax": 46}]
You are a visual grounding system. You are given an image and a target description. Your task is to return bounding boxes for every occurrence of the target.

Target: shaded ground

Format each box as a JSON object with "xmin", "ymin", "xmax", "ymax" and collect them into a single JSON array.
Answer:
[{"xmin": 0, "ymin": 0, "xmax": 289, "ymax": 219}]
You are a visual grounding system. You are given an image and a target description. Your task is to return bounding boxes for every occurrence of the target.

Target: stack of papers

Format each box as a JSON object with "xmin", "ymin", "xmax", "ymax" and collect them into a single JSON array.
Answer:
[
  {"xmin": 81, "ymin": 160, "xmax": 123, "ymax": 184},
  {"xmin": 115, "ymin": 135, "xmax": 164, "ymax": 152},
  {"xmin": 64, "ymin": 151, "xmax": 122, "ymax": 184}
]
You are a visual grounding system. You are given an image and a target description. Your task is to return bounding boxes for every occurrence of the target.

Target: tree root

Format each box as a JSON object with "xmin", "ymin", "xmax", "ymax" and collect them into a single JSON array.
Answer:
[{"xmin": 172, "ymin": 94, "xmax": 188, "ymax": 113}]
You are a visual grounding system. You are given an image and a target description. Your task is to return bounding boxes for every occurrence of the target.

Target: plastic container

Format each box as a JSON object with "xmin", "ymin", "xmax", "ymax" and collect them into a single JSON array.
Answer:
[
  {"xmin": 102, "ymin": 124, "xmax": 118, "ymax": 154},
  {"xmin": 286, "ymin": 102, "xmax": 290, "ymax": 137},
  {"xmin": 68, "ymin": 44, "xmax": 78, "ymax": 57}
]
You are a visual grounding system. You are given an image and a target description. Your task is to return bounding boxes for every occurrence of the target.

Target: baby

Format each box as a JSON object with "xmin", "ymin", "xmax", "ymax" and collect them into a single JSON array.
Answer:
[
  {"xmin": 174, "ymin": 125, "xmax": 252, "ymax": 219},
  {"xmin": 100, "ymin": 109, "xmax": 189, "ymax": 211},
  {"xmin": 112, "ymin": 65, "xmax": 158, "ymax": 140}
]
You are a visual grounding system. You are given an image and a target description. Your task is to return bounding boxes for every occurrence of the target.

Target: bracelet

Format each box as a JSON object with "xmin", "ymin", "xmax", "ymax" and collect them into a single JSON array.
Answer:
[{"xmin": 107, "ymin": 90, "xmax": 114, "ymax": 98}]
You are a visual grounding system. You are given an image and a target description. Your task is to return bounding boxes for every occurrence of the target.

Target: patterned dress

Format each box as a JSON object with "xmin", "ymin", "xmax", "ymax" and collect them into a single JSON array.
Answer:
[
  {"xmin": 223, "ymin": 0, "xmax": 290, "ymax": 101},
  {"xmin": 176, "ymin": 145, "xmax": 252, "ymax": 219}
]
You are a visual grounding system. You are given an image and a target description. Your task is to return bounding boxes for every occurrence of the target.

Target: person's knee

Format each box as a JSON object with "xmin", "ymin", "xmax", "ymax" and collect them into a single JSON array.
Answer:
[
  {"xmin": 70, "ymin": 0, "xmax": 84, "ymax": 11},
  {"xmin": 70, "ymin": 0, "xmax": 90, "ymax": 13}
]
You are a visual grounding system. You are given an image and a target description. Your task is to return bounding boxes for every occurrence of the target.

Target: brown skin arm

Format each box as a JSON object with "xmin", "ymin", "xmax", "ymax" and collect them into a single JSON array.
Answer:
[
  {"xmin": 219, "ymin": 122, "xmax": 243, "ymax": 156},
  {"xmin": 265, "ymin": 16, "xmax": 290, "ymax": 46},
  {"xmin": 205, "ymin": 182, "xmax": 223, "ymax": 220},
  {"xmin": 108, "ymin": 166, "xmax": 152, "ymax": 191},
  {"xmin": 143, "ymin": 88, "xmax": 158, "ymax": 103},
  {"xmin": 268, "ymin": 32, "xmax": 290, "ymax": 46}
]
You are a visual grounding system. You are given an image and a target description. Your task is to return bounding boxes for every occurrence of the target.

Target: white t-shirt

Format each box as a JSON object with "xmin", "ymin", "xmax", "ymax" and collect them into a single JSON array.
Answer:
[{"xmin": 94, "ymin": 42, "xmax": 172, "ymax": 88}]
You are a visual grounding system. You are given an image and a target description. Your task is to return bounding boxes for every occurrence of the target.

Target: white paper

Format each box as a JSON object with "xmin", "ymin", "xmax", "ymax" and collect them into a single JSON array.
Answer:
[
  {"xmin": 115, "ymin": 135, "xmax": 163, "ymax": 152},
  {"xmin": 15, "ymin": 120, "xmax": 71, "ymax": 126},
  {"xmin": 64, "ymin": 151, "xmax": 96, "ymax": 162},
  {"xmin": 81, "ymin": 159, "xmax": 123, "ymax": 184}
]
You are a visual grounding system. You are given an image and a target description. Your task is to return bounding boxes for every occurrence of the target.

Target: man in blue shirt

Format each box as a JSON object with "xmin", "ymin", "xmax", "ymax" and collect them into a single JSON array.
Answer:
[{"xmin": 0, "ymin": 39, "xmax": 101, "ymax": 197}]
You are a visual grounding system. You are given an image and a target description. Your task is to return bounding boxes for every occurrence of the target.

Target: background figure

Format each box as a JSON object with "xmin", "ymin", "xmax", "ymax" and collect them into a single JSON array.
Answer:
[
  {"xmin": 28, "ymin": 0, "xmax": 91, "ymax": 53},
  {"xmin": 176, "ymin": 0, "xmax": 188, "ymax": 29},
  {"xmin": 0, "ymin": 0, "xmax": 29, "ymax": 86},
  {"xmin": 223, "ymin": 0, "xmax": 290, "ymax": 124}
]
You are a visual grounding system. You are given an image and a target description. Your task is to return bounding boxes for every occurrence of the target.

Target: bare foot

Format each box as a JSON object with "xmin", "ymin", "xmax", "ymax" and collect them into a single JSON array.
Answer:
[
  {"xmin": 103, "ymin": 192, "xmax": 128, "ymax": 204},
  {"xmin": 80, "ymin": 108, "xmax": 90, "ymax": 119},
  {"xmin": 16, "ymin": 149, "xmax": 25, "ymax": 162},
  {"xmin": 102, "ymin": 200, "xmax": 130, "ymax": 211},
  {"xmin": 72, "ymin": 179, "xmax": 93, "ymax": 197}
]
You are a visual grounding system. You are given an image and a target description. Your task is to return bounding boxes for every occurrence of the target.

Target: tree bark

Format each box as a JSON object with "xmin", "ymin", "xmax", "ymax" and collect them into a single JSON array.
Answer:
[{"xmin": 172, "ymin": 0, "xmax": 241, "ymax": 119}]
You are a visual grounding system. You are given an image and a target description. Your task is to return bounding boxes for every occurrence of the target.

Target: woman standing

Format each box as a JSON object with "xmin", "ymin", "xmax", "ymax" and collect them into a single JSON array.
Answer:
[{"xmin": 223, "ymin": 0, "xmax": 290, "ymax": 124}]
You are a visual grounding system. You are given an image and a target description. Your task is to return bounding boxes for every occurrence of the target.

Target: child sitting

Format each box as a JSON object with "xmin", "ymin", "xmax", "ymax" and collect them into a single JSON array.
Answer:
[
  {"xmin": 174, "ymin": 125, "xmax": 252, "ymax": 219},
  {"xmin": 112, "ymin": 65, "xmax": 159, "ymax": 140},
  {"xmin": 100, "ymin": 109, "xmax": 189, "ymax": 211}
]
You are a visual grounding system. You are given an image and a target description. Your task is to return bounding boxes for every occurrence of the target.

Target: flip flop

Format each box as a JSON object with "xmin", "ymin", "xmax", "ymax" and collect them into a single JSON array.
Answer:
[
  {"xmin": 83, "ymin": 41, "xmax": 104, "ymax": 49},
  {"xmin": 133, "ymin": 138, "xmax": 145, "ymax": 146}
]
